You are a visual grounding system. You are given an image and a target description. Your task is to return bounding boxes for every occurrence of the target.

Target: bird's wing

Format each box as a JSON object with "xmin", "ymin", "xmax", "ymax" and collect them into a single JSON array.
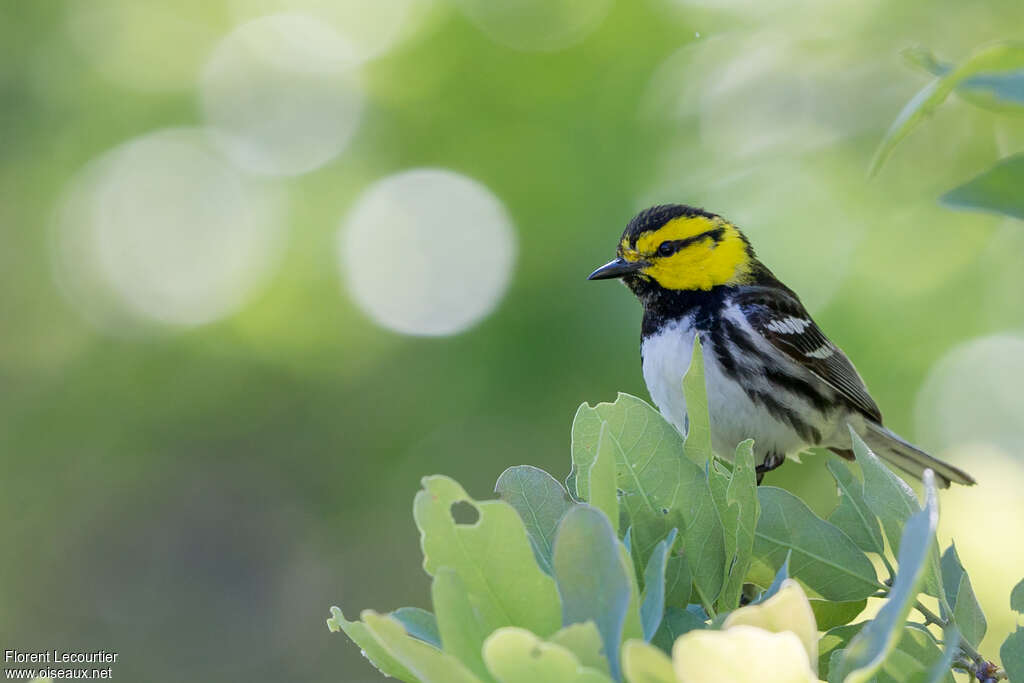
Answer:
[{"xmin": 733, "ymin": 285, "xmax": 882, "ymax": 422}]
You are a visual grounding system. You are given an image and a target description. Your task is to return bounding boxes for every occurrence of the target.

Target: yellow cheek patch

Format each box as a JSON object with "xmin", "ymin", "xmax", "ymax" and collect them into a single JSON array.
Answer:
[
  {"xmin": 635, "ymin": 216, "xmax": 719, "ymax": 255},
  {"xmin": 643, "ymin": 222, "xmax": 753, "ymax": 291}
]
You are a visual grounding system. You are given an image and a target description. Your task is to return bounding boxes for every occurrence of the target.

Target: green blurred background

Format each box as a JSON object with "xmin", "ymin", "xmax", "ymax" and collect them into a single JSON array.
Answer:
[{"xmin": 3, "ymin": 1, "xmax": 1024, "ymax": 681}]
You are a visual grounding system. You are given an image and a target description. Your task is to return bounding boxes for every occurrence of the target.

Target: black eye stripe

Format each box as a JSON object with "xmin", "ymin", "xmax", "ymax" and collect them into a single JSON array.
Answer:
[{"xmin": 657, "ymin": 227, "xmax": 726, "ymax": 255}]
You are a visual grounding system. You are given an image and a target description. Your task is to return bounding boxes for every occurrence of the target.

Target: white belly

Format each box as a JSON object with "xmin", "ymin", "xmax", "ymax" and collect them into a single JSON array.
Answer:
[{"xmin": 641, "ymin": 317, "xmax": 813, "ymax": 462}]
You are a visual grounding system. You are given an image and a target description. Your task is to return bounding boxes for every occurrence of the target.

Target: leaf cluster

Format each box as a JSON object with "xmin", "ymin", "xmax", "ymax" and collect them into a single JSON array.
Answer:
[{"xmin": 329, "ymin": 342, "xmax": 1024, "ymax": 682}]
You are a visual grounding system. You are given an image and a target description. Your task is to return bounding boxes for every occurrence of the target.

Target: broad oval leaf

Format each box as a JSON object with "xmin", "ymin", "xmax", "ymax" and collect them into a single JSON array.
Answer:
[
  {"xmin": 826, "ymin": 459, "xmax": 884, "ymax": 556},
  {"xmin": 495, "ymin": 465, "xmax": 574, "ymax": 574},
  {"xmin": 833, "ymin": 471, "xmax": 939, "ymax": 683},
  {"xmin": 941, "ymin": 153, "xmax": 1024, "ymax": 221},
  {"xmin": 939, "ymin": 543, "xmax": 986, "ymax": 648},
  {"xmin": 553, "ymin": 505, "xmax": 632, "ymax": 681},
  {"xmin": 809, "ymin": 599, "xmax": 867, "ymax": 632},
  {"xmin": 415, "ymin": 475, "xmax": 561, "ymax": 637},
  {"xmin": 1001, "ymin": 627, "xmax": 1024, "ymax": 683},
  {"xmin": 482, "ymin": 627, "xmax": 613, "ymax": 683},
  {"xmin": 753, "ymin": 487, "xmax": 880, "ymax": 601}
]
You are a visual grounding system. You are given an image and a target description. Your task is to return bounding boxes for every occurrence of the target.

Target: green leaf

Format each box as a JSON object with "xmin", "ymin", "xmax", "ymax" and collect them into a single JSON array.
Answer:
[
  {"xmin": 921, "ymin": 625, "xmax": 958, "ymax": 683},
  {"xmin": 495, "ymin": 466, "xmax": 574, "ymax": 575},
  {"xmin": 941, "ymin": 154, "xmax": 1024, "ymax": 221},
  {"xmin": 620, "ymin": 541, "xmax": 646, "ymax": 645},
  {"xmin": 818, "ymin": 623, "xmax": 862, "ymax": 679},
  {"xmin": 414, "ymin": 475, "xmax": 562, "ymax": 637},
  {"xmin": 549, "ymin": 622, "xmax": 611, "ymax": 676},
  {"xmin": 621, "ymin": 639, "xmax": 676, "ymax": 683},
  {"xmin": 553, "ymin": 505, "xmax": 632, "ymax": 681},
  {"xmin": 570, "ymin": 403, "xmax": 605, "ymax": 500},
  {"xmin": 362, "ymin": 611, "xmax": 483, "ymax": 683},
  {"xmin": 852, "ymin": 431, "xmax": 945, "ymax": 602},
  {"xmin": 393, "ymin": 607, "xmax": 441, "ymax": 648},
  {"xmin": 432, "ymin": 569, "xmax": 494, "ymax": 682},
  {"xmin": 939, "ymin": 543, "xmax": 986, "ymax": 647},
  {"xmin": 1002, "ymin": 627, "xmax": 1024, "ymax": 683},
  {"xmin": 871, "ymin": 40, "xmax": 1024, "ymax": 174},
  {"xmin": 482, "ymin": 627, "xmax": 614, "ymax": 683},
  {"xmin": 1012, "ymin": 577, "xmax": 1024, "ymax": 613},
  {"xmin": 651, "ymin": 606, "xmax": 705, "ymax": 654},
  {"xmin": 902, "ymin": 46, "xmax": 1024, "ymax": 111},
  {"xmin": 718, "ymin": 440, "xmax": 759, "ymax": 611},
  {"xmin": 663, "ymin": 549, "xmax": 693, "ymax": 608},
  {"xmin": 755, "ymin": 552, "xmax": 791, "ymax": 603},
  {"xmin": 752, "ymin": 486, "xmax": 879, "ymax": 601},
  {"xmin": 327, "ymin": 607, "xmax": 421, "ymax": 683},
  {"xmin": 571, "ymin": 393, "xmax": 726, "ymax": 609},
  {"xmin": 833, "ymin": 471, "xmax": 939, "ymax": 683},
  {"xmin": 826, "ymin": 459, "xmax": 885, "ymax": 556},
  {"xmin": 681, "ymin": 335, "xmax": 713, "ymax": 466},
  {"xmin": 810, "ymin": 599, "xmax": 867, "ymax": 631},
  {"xmin": 641, "ymin": 528, "xmax": 678, "ymax": 641},
  {"xmin": 590, "ymin": 422, "xmax": 621, "ymax": 536}
]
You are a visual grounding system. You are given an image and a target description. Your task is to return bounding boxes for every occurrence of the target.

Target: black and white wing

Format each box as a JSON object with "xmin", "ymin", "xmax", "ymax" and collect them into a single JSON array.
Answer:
[{"xmin": 733, "ymin": 285, "xmax": 882, "ymax": 422}]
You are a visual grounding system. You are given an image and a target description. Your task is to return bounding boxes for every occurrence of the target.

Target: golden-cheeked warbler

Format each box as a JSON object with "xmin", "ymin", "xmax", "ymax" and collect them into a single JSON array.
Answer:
[{"xmin": 588, "ymin": 204, "xmax": 975, "ymax": 488}]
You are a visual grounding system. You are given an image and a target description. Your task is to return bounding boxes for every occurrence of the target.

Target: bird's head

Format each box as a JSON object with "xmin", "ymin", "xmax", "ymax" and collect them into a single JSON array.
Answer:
[{"xmin": 588, "ymin": 204, "xmax": 756, "ymax": 295}]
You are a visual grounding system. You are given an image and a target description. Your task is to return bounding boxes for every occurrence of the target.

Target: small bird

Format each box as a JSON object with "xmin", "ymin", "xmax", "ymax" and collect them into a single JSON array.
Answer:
[{"xmin": 588, "ymin": 204, "xmax": 975, "ymax": 487}]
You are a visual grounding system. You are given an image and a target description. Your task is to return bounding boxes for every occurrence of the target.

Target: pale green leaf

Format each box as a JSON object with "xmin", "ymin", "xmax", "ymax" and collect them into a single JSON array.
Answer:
[
  {"xmin": 939, "ymin": 543, "xmax": 986, "ymax": 647},
  {"xmin": 833, "ymin": 471, "xmax": 939, "ymax": 683},
  {"xmin": 818, "ymin": 624, "xmax": 862, "ymax": 679},
  {"xmin": 554, "ymin": 505, "xmax": 632, "ymax": 681},
  {"xmin": 641, "ymin": 528, "xmax": 678, "ymax": 641},
  {"xmin": 1012, "ymin": 577, "xmax": 1024, "ymax": 613},
  {"xmin": 482, "ymin": 627, "xmax": 614, "ymax": 683},
  {"xmin": 902, "ymin": 45, "xmax": 1024, "ymax": 112},
  {"xmin": 941, "ymin": 153, "xmax": 1024, "ymax": 221},
  {"xmin": 681, "ymin": 335, "xmax": 713, "ymax": 466},
  {"xmin": 362, "ymin": 611, "xmax": 482, "ymax": 683},
  {"xmin": 827, "ymin": 459, "xmax": 884, "ymax": 556},
  {"xmin": 432, "ymin": 569, "xmax": 494, "ymax": 682},
  {"xmin": 651, "ymin": 607, "xmax": 705, "ymax": 654},
  {"xmin": 852, "ymin": 431, "xmax": 945, "ymax": 602},
  {"xmin": 495, "ymin": 465, "xmax": 574, "ymax": 575},
  {"xmin": 1001, "ymin": 627, "xmax": 1024, "ymax": 683},
  {"xmin": 570, "ymin": 403, "xmax": 605, "ymax": 500},
  {"xmin": 718, "ymin": 439, "xmax": 759, "ymax": 610},
  {"xmin": 549, "ymin": 622, "xmax": 611, "ymax": 676},
  {"xmin": 871, "ymin": 40, "xmax": 1024, "ymax": 174},
  {"xmin": 621, "ymin": 639, "xmax": 676, "ymax": 683},
  {"xmin": 621, "ymin": 541, "xmax": 646, "ymax": 645},
  {"xmin": 393, "ymin": 607, "xmax": 441, "ymax": 648},
  {"xmin": 414, "ymin": 475, "xmax": 561, "ymax": 637},
  {"xmin": 327, "ymin": 606, "xmax": 421, "ymax": 683},
  {"xmin": 663, "ymin": 550, "xmax": 693, "ymax": 608},
  {"xmin": 810, "ymin": 599, "xmax": 867, "ymax": 632},
  {"xmin": 591, "ymin": 421, "xmax": 621, "ymax": 536},
  {"xmin": 753, "ymin": 487, "xmax": 879, "ymax": 601}
]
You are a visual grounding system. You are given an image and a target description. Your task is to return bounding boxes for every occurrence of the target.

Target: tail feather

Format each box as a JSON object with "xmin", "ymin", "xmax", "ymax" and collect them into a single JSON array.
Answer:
[{"xmin": 859, "ymin": 422, "xmax": 976, "ymax": 488}]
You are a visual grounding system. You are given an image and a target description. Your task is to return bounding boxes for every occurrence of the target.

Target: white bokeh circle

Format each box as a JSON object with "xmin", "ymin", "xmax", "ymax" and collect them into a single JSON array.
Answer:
[
  {"xmin": 340, "ymin": 169, "xmax": 516, "ymax": 336},
  {"xmin": 52, "ymin": 128, "xmax": 286, "ymax": 331},
  {"xmin": 454, "ymin": 0, "xmax": 614, "ymax": 52},
  {"xmin": 199, "ymin": 13, "xmax": 365, "ymax": 177},
  {"xmin": 914, "ymin": 334, "xmax": 1024, "ymax": 456}
]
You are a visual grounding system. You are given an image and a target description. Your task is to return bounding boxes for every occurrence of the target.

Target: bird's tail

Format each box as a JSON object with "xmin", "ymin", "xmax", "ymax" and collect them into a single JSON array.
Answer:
[{"xmin": 858, "ymin": 421, "xmax": 976, "ymax": 489}]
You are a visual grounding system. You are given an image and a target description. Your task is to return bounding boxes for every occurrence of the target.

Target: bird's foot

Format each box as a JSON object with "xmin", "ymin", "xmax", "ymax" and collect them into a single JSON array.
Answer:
[{"xmin": 755, "ymin": 452, "xmax": 785, "ymax": 485}]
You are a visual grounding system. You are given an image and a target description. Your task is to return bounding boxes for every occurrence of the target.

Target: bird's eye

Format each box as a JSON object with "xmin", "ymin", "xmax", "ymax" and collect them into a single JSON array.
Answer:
[{"xmin": 657, "ymin": 241, "xmax": 676, "ymax": 257}]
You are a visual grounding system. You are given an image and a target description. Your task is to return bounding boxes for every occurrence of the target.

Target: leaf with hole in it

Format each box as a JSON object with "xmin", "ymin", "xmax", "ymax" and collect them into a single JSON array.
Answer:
[
  {"xmin": 621, "ymin": 639, "xmax": 676, "ymax": 683},
  {"xmin": 939, "ymin": 543, "xmax": 986, "ymax": 648},
  {"xmin": 809, "ymin": 599, "xmax": 866, "ymax": 632},
  {"xmin": 554, "ymin": 505, "xmax": 632, "ymax": 681},
  {"xmin": 651, "ymin": 606, "xmax": 705, "ymax": 654},
  {"xmin": 681, "ymin": 336, "xmax": 713, "ymax": 467},
  {"xmin": 871, "ymin": 40, "xmax": 1024, "ymax": 174},
  {"xmin": 432, "ymin": 569, "xmax": 493, "ymax": 682},
  {"xmin": 549, "ymin": 622, "xmax": 610, "ymax": 676},
  {"xmin": 482, "ymin": 627, "xmax": 613, "ymax": 683},
  {"xmin": 752, "ymin": 487, "xmax": 878, "ymax": 602},
  {"xmin": 641, "ymin": 529, "xmax": 678, "ymax": 641},
  {"xmin": 902, "ymin": 46, "xmax": 1024, "ymax": 112},
  {"xmin": 826, "ymin": 459, "xmax": 884, "ymax": 556},
  {"xmin": 495, "ymin": 465, "xmax": 574, "ymax": 575},
  {"xmin": 851, "ymin": 431, "xmax": 945, "ymax": 603},
  {"xmin": 832, "ymin": 471, "xmax": 940, "ymax": 683},
  {"xmin": 415, "ymin": 475, "xmax": 561, "ymax": 637},
  {"xmin": 941, "ymin": 154, "xmax": 1024, "ymax": 221},
  {"xmin": 327, "ymin": 607, "xmax": 420, "ymax": 683},
  {"xmin": 361, "ymin": 611, "xmax": 482, "ymax": 683},
  {"xmin": 392, "ymin": 607, "xmax": 441, "ymax": 648},
  {"xmin": 571, "ymin": 393, "xmax": 726, "ymax": 610}
]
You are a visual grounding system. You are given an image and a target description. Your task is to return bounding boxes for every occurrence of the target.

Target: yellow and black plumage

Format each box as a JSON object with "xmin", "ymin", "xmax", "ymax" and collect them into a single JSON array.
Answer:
[{"xmin": 589, "ymin": 204, "xmax": 975, "ymax": 487}]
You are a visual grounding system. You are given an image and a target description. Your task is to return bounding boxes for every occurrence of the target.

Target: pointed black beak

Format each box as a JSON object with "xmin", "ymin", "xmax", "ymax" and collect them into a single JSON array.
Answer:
[{"xmin": 587, "ymin": 257, "xmax": 645, "ymax": 281}]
